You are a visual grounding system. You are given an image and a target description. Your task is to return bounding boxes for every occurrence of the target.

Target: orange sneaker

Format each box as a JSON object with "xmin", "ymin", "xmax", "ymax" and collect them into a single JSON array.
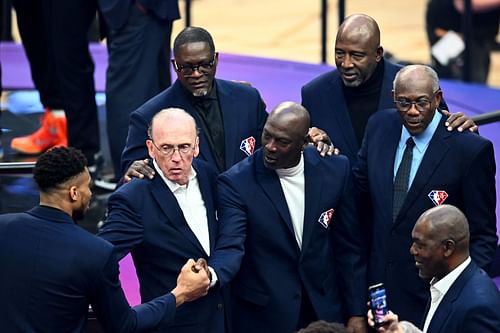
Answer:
[{"xmin": 10, "ymin": 108, "xmax": 68, "ymax": 155}]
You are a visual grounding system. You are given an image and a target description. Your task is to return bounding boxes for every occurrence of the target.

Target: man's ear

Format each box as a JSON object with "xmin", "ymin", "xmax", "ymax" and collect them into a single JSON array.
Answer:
[
  {"xmin": 193, "ymin": 136, "xmax": 200, "ymax": 158},
  {"xmin": 146, "ymin": 140, "xmax": 156, "ymax": 159},
  {"xmin": 376, "ymin": 46, "xmax": 384, "ymax": 62},
  {"xmin": 69, "ymin": 185, "xmax": 78, "ymax": 202},
  {"xmin": 391, "ymin": 89, "xmax": 396, "ymax": 100},
  {"xmin": 442, "ymin": 239, "xmax": 456, "ymax": 258}
]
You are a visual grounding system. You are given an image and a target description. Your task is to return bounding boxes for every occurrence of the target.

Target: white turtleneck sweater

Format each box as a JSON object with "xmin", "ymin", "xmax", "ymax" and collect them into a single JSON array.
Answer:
[{"xmin": 276, "ymin": 154, "xmax": 305, "ymax": 249}]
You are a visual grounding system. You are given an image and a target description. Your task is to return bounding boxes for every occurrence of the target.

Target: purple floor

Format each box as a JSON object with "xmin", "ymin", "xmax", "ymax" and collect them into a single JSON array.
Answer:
[{"xmin": 1, "ymin": 42, "xmax": 499, "ymax": 301}]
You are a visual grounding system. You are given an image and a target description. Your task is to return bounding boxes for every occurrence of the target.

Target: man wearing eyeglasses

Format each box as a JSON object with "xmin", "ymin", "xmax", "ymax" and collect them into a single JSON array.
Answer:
[
  {"xmin": 301, "ymin": 14, "xmax": 476, "ymax": 165},
  {"xmin": 353, "ymin": 64, "xmax": 497, "ymax": 327},
  {"xmin": 99, "ymin": 108, "xmax": 229, "ymax": 333},
  {"xmin": 121, "ymin": 26, "xmax": 269, "ymax": 183}
]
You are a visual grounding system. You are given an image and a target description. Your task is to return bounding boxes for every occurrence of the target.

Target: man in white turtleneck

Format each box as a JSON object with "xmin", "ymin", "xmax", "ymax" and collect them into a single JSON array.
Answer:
[{"xmin": 216, "ymin": 101, "xmax": 368, "ymax": 333}]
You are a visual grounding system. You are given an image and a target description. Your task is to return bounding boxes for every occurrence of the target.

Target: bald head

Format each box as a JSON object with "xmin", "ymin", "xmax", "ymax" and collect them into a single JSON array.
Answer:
[
  {"xmin": 334, "ymin": 14, "xmax": 383, "ymax": 87},
  {"xmin": 268, "ymin": 102, "xmax": 310, "ymax": 137},
  {"xmin": 337, "ymin": 14, "xmax": 381, "ymax": 48},
  {"xmin": 148, "ymin": 108, "xmax": 197, "ymax": 141},
  {"xmin": 393, "ymin": 65, "xmax": 439, "ymax": 94},
  {"xmin": 417, "ymin": 205, "xmax": 469, "ymax": 251},
  {"xmin": 262, "ymin": 102, "xmax": 310, "ymax": 169}
]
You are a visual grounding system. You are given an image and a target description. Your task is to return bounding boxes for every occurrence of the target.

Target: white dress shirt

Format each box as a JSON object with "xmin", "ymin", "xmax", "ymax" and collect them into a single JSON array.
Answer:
[
  {"xmin": 154, "ymin": 160, "xmax": 210, "ymax": 255},
  {"xmin": 422, "ymin": 257, "xmax": 472, "ymax": 332},
  {"xmin": 276, "ymin": 154, "xmax": 305, "ymax": 249}
]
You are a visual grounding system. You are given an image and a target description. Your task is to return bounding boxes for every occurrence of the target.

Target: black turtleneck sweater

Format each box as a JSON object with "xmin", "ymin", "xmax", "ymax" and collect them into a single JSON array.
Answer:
[
  {"xmin": 343, "ymin": 60, "xmax": 385, "ymax": 146},
  {"xmin": 188, "ymin": 84, "xmax": 226, "ymax": 172}
]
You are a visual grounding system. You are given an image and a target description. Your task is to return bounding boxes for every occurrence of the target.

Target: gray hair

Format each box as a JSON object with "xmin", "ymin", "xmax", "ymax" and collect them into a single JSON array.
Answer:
[{"xmin": 393, "ymin": 65, "xmax": 439, "ymax": 92}]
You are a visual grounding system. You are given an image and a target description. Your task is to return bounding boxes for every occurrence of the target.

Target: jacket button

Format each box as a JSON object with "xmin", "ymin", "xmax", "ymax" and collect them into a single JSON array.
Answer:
[{"xmin": 217, "ymin": 303, "xmax": 223, "ymax": 310}]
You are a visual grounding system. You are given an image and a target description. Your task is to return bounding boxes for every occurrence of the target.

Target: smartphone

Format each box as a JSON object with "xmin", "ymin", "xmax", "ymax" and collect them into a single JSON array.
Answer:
[{"xmin": 369, "ymin": 283, "xmax": 388, "ymax": 328}]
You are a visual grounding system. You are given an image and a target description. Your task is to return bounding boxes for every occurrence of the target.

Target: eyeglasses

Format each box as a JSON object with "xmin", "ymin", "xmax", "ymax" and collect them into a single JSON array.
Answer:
[
  {"xmin": 394, "ymin": 90, "xmax": 440, "ymax": 112},
  {"xmin": 149, "ymin": 140, "xmax": 195, "ymax": 157},
  {"xmin": 172, "ymin": 54, "xmax": 217, "ymax": 76}
]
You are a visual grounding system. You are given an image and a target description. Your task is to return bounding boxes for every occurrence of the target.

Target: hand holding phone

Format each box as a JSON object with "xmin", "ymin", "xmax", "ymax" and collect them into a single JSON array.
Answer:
[{"xmin": 369, "ymin": 283, "xmax": 389, "ymax": 328}]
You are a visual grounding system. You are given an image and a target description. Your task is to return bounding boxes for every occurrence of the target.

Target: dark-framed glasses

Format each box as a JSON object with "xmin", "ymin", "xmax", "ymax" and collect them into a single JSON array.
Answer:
[
  {"xmin": 394, "ymin": 90, "xmax": 440, "ymax": 112},
  {"xmin": 172, "ymin": 53, "xmax": 217, "ymax": 76},
  {"xmin": 149, "ymin": 140, "xmax": 195, "ymax": 157}
]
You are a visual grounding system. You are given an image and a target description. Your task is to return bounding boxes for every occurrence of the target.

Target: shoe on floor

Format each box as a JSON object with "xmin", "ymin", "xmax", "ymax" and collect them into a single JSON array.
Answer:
[{"xmin": 11, "ymin": 108, "xmax": 68, "ymax": 155}]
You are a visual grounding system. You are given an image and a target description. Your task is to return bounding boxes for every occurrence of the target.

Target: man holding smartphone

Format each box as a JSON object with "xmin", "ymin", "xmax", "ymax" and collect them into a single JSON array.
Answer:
[{"xmin": 368, "ymin": 205, "xmax": 500, "ymax": 333}]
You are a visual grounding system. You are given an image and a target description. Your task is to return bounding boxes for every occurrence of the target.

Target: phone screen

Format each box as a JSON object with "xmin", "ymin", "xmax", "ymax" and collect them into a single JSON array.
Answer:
[{"xmin": 369, "ymin": 283, "xmax": 388, "ymax": 327}]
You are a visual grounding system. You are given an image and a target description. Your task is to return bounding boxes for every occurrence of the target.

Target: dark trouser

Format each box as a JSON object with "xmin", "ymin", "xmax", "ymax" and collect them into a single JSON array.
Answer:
[
  {"xmin": 12, "ymin": 0, "xmax": 100, "ymax": 164},
  {"xmin": 105, "ymin": 5, "xmax": 172, "ymax": 179}
]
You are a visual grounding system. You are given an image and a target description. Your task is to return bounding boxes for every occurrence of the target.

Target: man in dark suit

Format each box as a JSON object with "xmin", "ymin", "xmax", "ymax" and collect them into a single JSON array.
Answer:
[
  {"xmin": 216, "ymin": 102, "xmax": 367, "ymax": 333},
  {"xmin": 121, "ymin": 26, "xmax": 268, "ymax": 182},
  {"xmin": 301, "ymin": 14, "xmax": 475, "ymax": 163},
  {"xmin": 0, "ymin": 146, "xmax": 210, "ymax": 332},
  {"xmin": 99, "ymin": 108, "xmax": 228, "ymax": 332},
  {"xmin": 354, "ymin": 65, "xmax": 497, "ymax": 326},
  {"xmin": 98, "ymin": 0, "xmax": 180, "ymax": 181},
  {"xmin": 368, "ymin": 205, "xmax": 500, "ymax": 333}
]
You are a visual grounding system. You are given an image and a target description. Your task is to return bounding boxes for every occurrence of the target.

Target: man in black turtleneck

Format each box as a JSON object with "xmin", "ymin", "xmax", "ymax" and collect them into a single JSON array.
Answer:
[
  {"xmin": 121, "ymin": 26, "xmax": 268, "ymax": 181},
  {"xmin": 302, "ymin": 14, "xmax": 476, "ymax": 163}
]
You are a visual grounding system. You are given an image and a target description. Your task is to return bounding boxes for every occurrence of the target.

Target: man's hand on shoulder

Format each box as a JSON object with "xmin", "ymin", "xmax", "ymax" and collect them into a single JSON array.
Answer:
[
  {"xmin": 441, "ymin": 110, "xmax": 478, "ymax": 133},
  {"xmin": 123, "ymin": 159, "xmax": 155, "ymax": 183},
  {"xmin": 307, "ymin": 127, "xmax": 340, "ymax": 157}
]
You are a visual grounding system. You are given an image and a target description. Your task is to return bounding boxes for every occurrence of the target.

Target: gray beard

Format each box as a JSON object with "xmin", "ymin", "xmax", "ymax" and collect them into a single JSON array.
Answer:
[{"xmin": 192, "ymin": 88, "xmax": 209, "ymax": 97}]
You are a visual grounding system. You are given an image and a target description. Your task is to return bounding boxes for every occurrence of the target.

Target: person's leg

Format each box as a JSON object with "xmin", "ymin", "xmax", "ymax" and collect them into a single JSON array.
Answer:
[
  {"xmin": 105, "ymin": 7, "xmax": 171, "ymax": 178},
  {"xmin": 10, "ymin": 0, "xmax": 67, "ymax": 154},
  {"xmin": 158, "ymin": 21, "xmax": 173, "ymax": 90},
  {"xmin": 50, "ymin": 0, "xmax": 100, "ymax": 165}
]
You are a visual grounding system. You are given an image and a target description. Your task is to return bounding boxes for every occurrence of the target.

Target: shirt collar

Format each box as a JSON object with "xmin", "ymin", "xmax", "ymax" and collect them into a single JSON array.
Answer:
[
  {"xmin": 153, "ymin": 159, "xmax": 197, "ymax": 192},
  {"xmin": 430, "ymin": 256, "xmax": 471, "ymax": 295},
  {"xmin": 276, "ymin": 153, "xmax": 304, "ymax": 178},
  {"xmin": 399, "ymin": 109, "xmax": 442, "ymax": 153}
]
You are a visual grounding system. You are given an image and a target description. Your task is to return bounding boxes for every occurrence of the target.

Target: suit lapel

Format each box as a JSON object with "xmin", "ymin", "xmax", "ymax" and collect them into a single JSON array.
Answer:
[
  {"xmin": 327, "ymin": 76, "xmax": 359, "ymax": 159},
  {"xmin": 379, "ymin": 114, "xmax": 401, "ymax": 223},
  {"xmin": 300, "ymin": 152, "xmax": 322, "ymax": 253},
  {"xmin": 193, "ymin": 161, "xmax": 217, "ymax": 254},
  {"xmin": 396, "ymin": 116, "xmax": 449, "ymax": 224},
  {"xmin": 149, "ymin": 173, "xmax": 207, "ymax": 255},
  {"xmin": 255, "ymin": 151, "xmax": 296, "ymax": 238},
  {"xmin": 217, "ymin": 80, "xmax": 240, "ymax": 168},
  {"xmin": 427, "ymin": 262, "xmax": 476, "ymax": 333}
]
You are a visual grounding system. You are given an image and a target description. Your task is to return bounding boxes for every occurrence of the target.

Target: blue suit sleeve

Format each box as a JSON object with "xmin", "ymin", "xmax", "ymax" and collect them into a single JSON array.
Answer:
[
  {"xmin": 462, "ymin": 140, "xmax": 498, "ymax": 270},
  {"xmin": 98, "ymin": 190, "xmax": 145, "ymax": 260},
  {"xmin": 208, "ymin": 174, "xmax": 247, "ymax": 287},
  {"xmin": 331, "ymin": 159, "xmax": 368, "ymax": 317},
  {"xmin": 90, "ymin": 251, "xmax": 176, "ymax": 332}
]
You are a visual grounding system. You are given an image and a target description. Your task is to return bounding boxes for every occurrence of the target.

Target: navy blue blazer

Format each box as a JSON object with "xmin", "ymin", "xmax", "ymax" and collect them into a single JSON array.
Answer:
[
  {"xmin": 0, "ymin": 206, "xmax": 177, "ymax": 333},
  {"xmin": 122, "ymin": 79, "xmax": 268, "ymax": 175},
  {"xmin": 353, "ymin": 109, "xmax": 497, "ymax": 325},
  {"xmin": 99, "ymin": 0, "xmax": 180, "ymax": 31},
  {"xmin": 216, "ymin": 147, "xmax": 367, "ymax": 333},
  {"xmin": 301, "ymin": 58, "xmax": 401, "ymax": 162},
  {"xmin": 425, "ymin": 261, "xmax": 500, "ymax": 333},
  {"xmin": 99, "ymin": 159, "xmax": 226, "ymax": 333}
]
